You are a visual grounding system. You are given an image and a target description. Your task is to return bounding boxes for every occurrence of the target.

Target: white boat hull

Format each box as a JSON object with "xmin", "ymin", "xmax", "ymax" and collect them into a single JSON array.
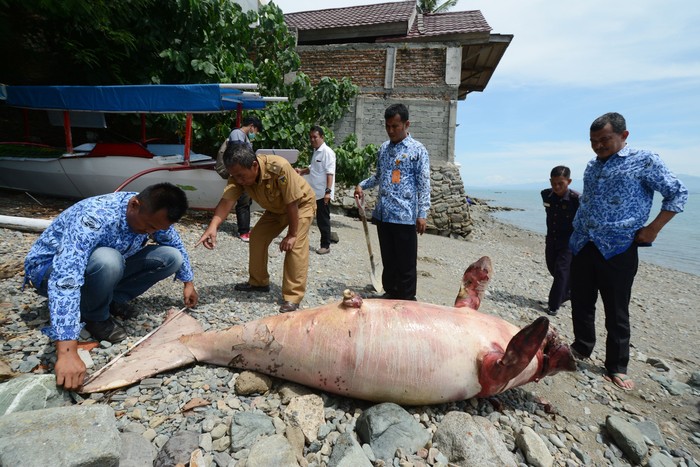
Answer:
[{"xmin": 0, "ymin": 154, "xmax": 227, "ymax": 210}]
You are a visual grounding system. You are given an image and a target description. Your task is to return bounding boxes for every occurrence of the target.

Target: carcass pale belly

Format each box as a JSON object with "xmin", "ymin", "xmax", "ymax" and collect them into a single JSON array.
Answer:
[{"xmin": 186, "ymin": 299, "xmax": 525, "ymax": 405}]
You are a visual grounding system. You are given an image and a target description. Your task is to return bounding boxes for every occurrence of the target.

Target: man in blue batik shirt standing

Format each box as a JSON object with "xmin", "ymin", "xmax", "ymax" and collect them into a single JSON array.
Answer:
[
  {"xmin": 569, "ymin": 112, "xmax": 687, "ymax": 391},
  {"xmin": 24, "ymin": 183, "xmax": 199, "ymax": 391},
  {"xmin": 354, "ymin": 103, "xmax": 431, "ymax": 300}
]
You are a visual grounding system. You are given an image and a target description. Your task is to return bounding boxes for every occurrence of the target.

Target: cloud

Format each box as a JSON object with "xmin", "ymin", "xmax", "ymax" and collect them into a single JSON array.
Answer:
[{"xmin": 470, "ymin": 0, "xmax": 700, "ymax": 86}]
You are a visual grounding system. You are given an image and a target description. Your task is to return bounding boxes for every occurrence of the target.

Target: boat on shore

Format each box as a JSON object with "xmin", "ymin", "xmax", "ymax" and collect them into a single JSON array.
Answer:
[{"xmin": 0, "ymin": 84, "xmax": 292, "ymax": 210}]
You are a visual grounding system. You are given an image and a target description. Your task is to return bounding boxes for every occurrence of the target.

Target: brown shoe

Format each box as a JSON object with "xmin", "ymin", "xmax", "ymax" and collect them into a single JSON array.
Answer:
[
  {"xmin": 279, "ymin": 301, "xmax": 299, "ymax": 313},
  {"xmin": 316, "ymin": 247, "xmax": 330, "ymax": 255}
]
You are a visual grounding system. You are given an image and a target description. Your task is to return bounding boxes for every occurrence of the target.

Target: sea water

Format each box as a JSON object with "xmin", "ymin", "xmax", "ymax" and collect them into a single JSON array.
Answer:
[{"xmin": 468, "ymin": 188, "xmax": 699, "ymax": 277}]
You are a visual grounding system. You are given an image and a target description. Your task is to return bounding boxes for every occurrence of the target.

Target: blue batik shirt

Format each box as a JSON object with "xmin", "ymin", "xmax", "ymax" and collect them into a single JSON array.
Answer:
[
  {"xmin": 570, "ymin": 146, "xmax": 688, "ymax": 259},
  {"xmin": 24, "ymin": 192, "xmax": 194, "ymax": 341},
  {"xmin": 359, "ymin": 134, "xmax": 431, "ymax": 225}
]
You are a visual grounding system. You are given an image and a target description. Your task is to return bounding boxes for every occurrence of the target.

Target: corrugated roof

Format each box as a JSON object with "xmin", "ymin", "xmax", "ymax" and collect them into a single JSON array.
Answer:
[{"xmin": 284, "ymin": 1, "xmax": 416, "ymax": 31}]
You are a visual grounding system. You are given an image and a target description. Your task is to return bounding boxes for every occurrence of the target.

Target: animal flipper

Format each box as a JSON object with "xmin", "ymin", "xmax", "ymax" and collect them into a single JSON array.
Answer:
[
  {"xmin": 80, "ymin": 308, "xmax": 202, "ymax": 393},
  {"xmin": 454, "ymin": 256, "xmax": 493, "ymax": 310},
  {"xmin": 477, "ymin": 316, "xmax": 549, "ymax": 396}
]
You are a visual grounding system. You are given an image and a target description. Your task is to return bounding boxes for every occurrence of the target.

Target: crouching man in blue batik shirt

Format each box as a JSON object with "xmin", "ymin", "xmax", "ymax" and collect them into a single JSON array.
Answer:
[
  {"xmin": 569, "ymin": 112, "xmax": 687, "ymax": 391},
  {"xmin": 354, "ymin": 103, "xmax": 431, "ymax": 301},
  {"xmin": 24, "ymin": 183, "xmax": 198, "ymax": 390}
]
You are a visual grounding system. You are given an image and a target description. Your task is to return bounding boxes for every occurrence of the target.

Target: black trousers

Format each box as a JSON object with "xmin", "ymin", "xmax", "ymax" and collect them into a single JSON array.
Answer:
[
  {"xmin": 545, "ymin": 240, "xmax": 573, "ymax": 311},
  {"xmin": 570, "ymin": 242, "xmax": 638, "ymax": 375},
  {"xmin": 235, "ymin": 193, "xmax": 252, "ymax": 235},
  {"xmin": 316, "ymin": 199, "xmax": 331, "ymax": 248},
  {"xmin": 376, "ymin": 220, "xmax": 417, "ymax": 300}
]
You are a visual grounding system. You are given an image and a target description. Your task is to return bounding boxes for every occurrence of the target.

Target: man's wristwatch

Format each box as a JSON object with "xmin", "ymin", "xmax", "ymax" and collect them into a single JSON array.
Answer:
[{"xmin": 324, "ymin": 188, "xmax": 332, "ymax": 194}]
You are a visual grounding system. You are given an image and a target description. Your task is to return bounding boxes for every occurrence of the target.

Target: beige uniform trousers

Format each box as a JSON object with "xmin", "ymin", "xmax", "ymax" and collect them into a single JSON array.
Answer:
[{"xmin": 248, "ymin": 211, "xmax": 312, "ymax": 304}]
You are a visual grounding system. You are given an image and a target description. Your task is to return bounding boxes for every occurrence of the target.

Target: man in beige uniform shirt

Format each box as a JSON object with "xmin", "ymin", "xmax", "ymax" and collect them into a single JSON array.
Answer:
[{"xmin": 197, "ymin": 141, "xmax": 316, "ymax": 312}]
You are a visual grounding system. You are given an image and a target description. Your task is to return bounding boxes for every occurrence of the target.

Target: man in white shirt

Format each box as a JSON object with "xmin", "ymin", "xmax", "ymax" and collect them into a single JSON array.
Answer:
[{"xmin": 296, "ymin": 126, "xmax": 336, "ymax": 255}]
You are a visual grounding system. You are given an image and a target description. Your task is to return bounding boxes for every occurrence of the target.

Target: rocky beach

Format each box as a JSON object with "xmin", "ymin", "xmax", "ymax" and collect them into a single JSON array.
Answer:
[{"xmin": 0, "ymin": 189, "xmax": 698, "ymax": 467}]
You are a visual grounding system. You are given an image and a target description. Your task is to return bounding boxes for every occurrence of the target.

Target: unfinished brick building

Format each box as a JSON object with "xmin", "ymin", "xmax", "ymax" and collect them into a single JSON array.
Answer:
[{"xmin": 285, "ymin": 1, "xmax": 512, "ymax": 237}]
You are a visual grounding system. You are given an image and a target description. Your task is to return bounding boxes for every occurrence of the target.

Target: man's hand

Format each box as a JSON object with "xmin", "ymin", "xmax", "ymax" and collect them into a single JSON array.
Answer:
[
  {"xmin": 195, "ymin": 227, "xmax": 218, "ymax": 250},
  {"xmin": 323, "ymin": 193, "xmax": 331, "ymax": 205},
  {"xmin": 635, "ymin": 210, "xmax": 677, "ymax": 245},
  {"xmin": 183, "ymin": 281, "xmax": 199, "ymax": 308},
  {"xmin": 280, "ymin": 235, "xmax": 297, "ymax": 252},
  {"xmin": 416, "ymin": 218, "xmax": 427, "ymax": 235},
  {"xmin": 354, "ymin": 185, "xmax": 364, "ymax": 200},
  {"xmin": 195, "ymin": 197, "xmax": 235, "ymax": 249},
  {"xmin": 54, "ymin": 340, "xmax": 86, "ymax": 391}
]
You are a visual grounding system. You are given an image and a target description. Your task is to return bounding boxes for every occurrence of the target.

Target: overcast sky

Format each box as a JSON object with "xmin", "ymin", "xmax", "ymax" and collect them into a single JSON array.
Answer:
[{"xmin": 272, "ymin": 0, "xmax": 700, "ymax": 187}]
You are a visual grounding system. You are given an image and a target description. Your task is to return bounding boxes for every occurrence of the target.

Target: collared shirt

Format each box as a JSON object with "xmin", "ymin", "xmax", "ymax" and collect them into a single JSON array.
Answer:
[
  {"xmin": 570, "ymin": 146, "xmax": 688, "ymax": 259},
  {"xmin": 541, "ymin": 188, "xmax": 579, "ymax": 245},
  {"xmin": 307, "ymin": 142, "xmax": 336, "ymax": 200},
  {"xmin": 24, "ymin": 192, "xmax": 194, "ymax": 341},
  {"xmin": 223, "ymin": 154, "xmax": 316, "ymax": 218},
  {"xmin": 228, "ymin": 128, "xmax": 251, "ymax": 148},
  {"xmin": 359, "ymin": 134, "xmax": 431, "ymax": 225}
]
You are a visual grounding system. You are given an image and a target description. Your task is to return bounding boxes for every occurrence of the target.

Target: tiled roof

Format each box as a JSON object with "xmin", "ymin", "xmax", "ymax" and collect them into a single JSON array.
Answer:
[
  {"xmin": 404, "ymin": 10, "xmax": 490, "ymax": 38},
  {"xmin": 284, "ymin": 1, "xmax": 416, "ymax": 31}
]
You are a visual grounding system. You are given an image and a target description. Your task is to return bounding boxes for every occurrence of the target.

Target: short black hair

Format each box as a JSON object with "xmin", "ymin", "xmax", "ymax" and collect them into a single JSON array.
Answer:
[
  {"xmin": 136, "ymin": 183, "xmax": 188, "ymax": 222},
  {"xmin": 550, "ymin": 166, "xmax": 571, "ymax": 178},
  {"xmin": 223, "ymin": 140, "xmax": 257, "ymax": 169},
  {"xmin": 310, "ymin": 125, "xmax": 324, "ymax": 137},
  {"xmin": 591, "ymin": 112, "xmax": 626, "ymax": 133},
  {"xmin": 242, "ymin": 116, "xmax": 263, "ymax": 132},
  {"xmin": 385, "ymin": 103, "xmax": 409, "ymax": 122}
]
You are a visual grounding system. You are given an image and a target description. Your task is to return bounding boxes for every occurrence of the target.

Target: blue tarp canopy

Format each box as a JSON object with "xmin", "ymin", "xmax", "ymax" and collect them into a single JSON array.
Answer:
[{"xmin": 1, "ymin": 84, "xmax": 269, "ymax": 113}]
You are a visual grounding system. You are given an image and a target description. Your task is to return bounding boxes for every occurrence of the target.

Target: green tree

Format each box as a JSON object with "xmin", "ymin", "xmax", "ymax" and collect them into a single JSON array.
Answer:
[
  {"xmin": 417, "ymin": 0, "xmax": 459, "ymax": 14},
  {"xmin": 0, "ymin": 0, "xmax": 363, "ymax": 176}
]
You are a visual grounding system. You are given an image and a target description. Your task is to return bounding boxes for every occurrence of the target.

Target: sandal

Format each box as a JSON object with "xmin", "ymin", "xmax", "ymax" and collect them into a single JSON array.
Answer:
[{"xmin": 604, "ymin": 373, "xmax": 635, "ymax": 391}]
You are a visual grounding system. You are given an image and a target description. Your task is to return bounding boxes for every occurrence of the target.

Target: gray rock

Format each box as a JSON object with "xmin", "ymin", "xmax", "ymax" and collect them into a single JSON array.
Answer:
[
  {"xmin": 635, "ymin": 420, "xmax": 666, "ymax": 448},
  {"xmin": 245, "ymin": 434, "xmax": 299, "ymax": 467},
  {"xmin": 119, "ymin": 431, "xmax": 158, "ymax": 467},
  {"xmin": 688, "ymin": 371, "xmax": 700, "ymax": 387},
  {"xmin": 515, "ymin": 426, "xmax": 553, "ymax": 467},
  {"xmin": 229, "ymin": 411, "xmax": 276, "ymax": 451},
  {"xmin": 0, "ymin": 404, "xmax": 120, "ymax": 467},
  {"xmin": 606, "ymin": 415, "xmax": 648, "ymax": 465},
  {"xmin": 0, "ymin": 374, "xmax": 71, "ymax": 415},
  {"xmin": 153, "ymin": 430, "xmax": 199, "ymax": 467},
  {"xmin": 432, "ymin": 411, "xmax": 517, "ymax": 467},
  {"xmin": 212, "ymin": 451, "xmax": 234, "ymax": 467},
  {"xmin": 328, "ymin": 432, "xmax": 372, "ymax": 467},
  {"xmin": 646, "ymin": 451, "xmax": 677, "ymax": 467},
  {"xmin": 649, "ymin": 373, "xmax": 691, "ymax": 395},
  {"xmin": 355, "ymin": 402, "xmax": 430, "ymax": 462}
]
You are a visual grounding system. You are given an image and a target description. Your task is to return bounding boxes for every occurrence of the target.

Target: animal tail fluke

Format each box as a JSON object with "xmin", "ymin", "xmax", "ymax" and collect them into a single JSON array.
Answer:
[{"xmin": 80, "ymin": 308, "xmax": 203, "ymax": 393}]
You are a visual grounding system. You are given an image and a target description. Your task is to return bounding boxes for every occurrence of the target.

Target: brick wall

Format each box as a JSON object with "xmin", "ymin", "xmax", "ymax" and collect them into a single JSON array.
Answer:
[
  {"xmin": 298, "ymin": 49, "xmax": 386, "ymax": 89},
  {"xmin": 395, "ymin": 48, "xmax": 446, "ymax": 87},
  {"xmin": 296, "ymin": 42, "xmax": 472, "ymax": 237}
]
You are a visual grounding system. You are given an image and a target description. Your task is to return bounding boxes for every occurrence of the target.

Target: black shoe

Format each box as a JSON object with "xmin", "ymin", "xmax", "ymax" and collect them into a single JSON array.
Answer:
[
  {"xmin": 546, "ymin": 308, "xmax": 559, "ymax": 316},
  {"xmin": 234, "ymin": 282, "xmax": 270, "ymax": 293},
  {"xmin": 570, "ymin": 346, "xmax": 588, "ymax": 361},
  {"xmin": 109, "ymin": 301, "xmax": 139, "ymax": 320},
  {"xmin": 279, "ymin": 301, "xmax": 299, "ymax": 313},
  {"xmin": 84, "ymin": 317, "xmax": 127, "ymax": 343}
]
